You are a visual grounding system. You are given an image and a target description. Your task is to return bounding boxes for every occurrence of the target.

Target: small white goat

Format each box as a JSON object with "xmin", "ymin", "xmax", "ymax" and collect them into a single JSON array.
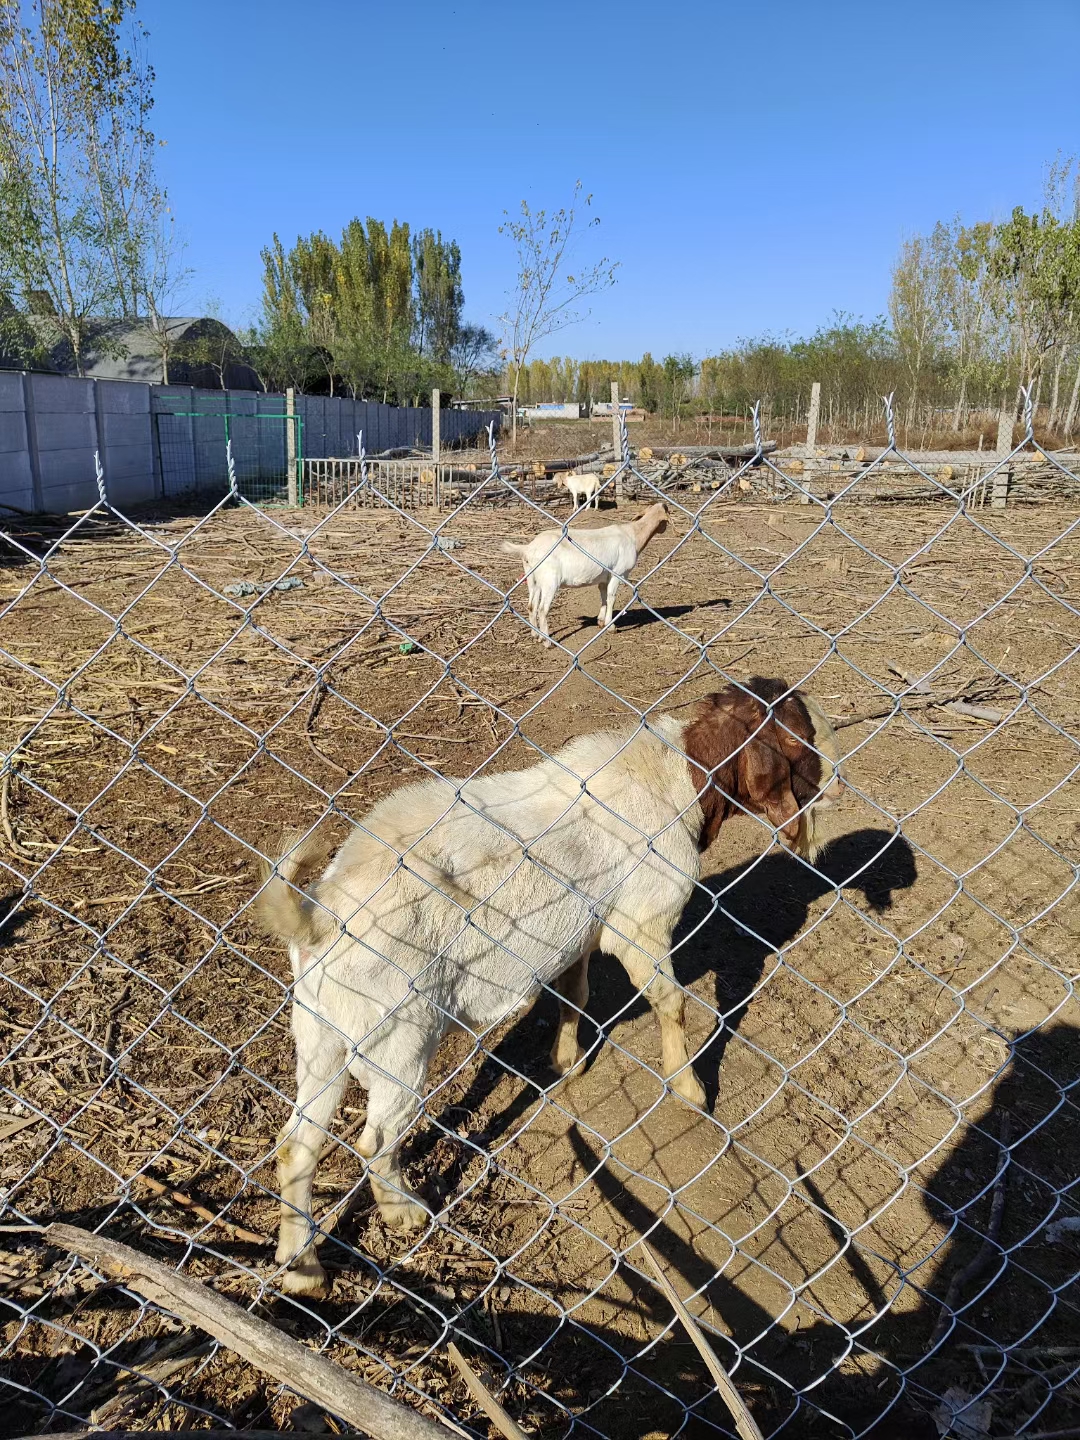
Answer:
[
  {"xmin": 256, "ymin": 678, "xmax": 842, "ymax": 1296},
  {"xmin": 559, "ymin": 470, "xmax": 601, "ymax": 510},
  {"xmin": 501, "ymin": 500, "xmax": 669, "ymax": 646}
]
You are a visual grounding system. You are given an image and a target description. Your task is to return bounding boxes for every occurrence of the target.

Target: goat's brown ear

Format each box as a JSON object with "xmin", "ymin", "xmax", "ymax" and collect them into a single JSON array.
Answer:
[{"xmin": 740, "ymin": 738, "xmax": 801, "ymax": 847}]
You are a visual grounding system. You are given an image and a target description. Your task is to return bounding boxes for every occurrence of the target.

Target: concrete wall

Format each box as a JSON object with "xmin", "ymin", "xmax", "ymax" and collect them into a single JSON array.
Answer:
[{"xmin": 0, "ymin": 373, "xmax": 501, "ymax": 514}]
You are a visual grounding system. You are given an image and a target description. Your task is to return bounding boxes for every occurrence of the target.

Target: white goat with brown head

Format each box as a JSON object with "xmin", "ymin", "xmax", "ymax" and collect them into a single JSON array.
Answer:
[{"xmin": 255, "ymin": 677, "xmax": 842, "ymax": 1297}]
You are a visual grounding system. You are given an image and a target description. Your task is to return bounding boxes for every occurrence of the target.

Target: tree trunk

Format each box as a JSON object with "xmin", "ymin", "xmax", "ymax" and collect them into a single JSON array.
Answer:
[
  {"xmin": 952, "ymin": 375, "xmax": 967, "ymax": 431},
  {"xmin": 1048, "ymin": 343, "xmax": 1065, "ymax": 431},
  {"xmin": 1064, "ymin": 353, "xmax": 1080, "ymax": 439},
  {"xmin": 511, "ymin": 364, "xmax": 521, "ymax": 450}
]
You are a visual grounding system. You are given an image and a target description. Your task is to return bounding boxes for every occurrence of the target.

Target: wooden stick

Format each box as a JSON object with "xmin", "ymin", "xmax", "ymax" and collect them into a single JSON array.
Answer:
[
  {"xmin": 134, "ymin": 1174, "xmax": 268, "ymax": 1246},
  {"xmin": 942, "ymin": 699, "xmax": 1005, "ymax": 723},
  {"xmin": 44, "ymin": 1223, "xmax": 448, "ymax": 1440},
  {"xmin": 886, "ymin": 664, "xmax": 1005, "ymax": 725},
  {"xmin": 0, "ymin": 1113, "xmax": 42, "ymax": 1144},
  {"xmin": 447, "ymin": 1342, "xmax": 528, "ymax": 1440},
  {"xmin": 832, "ymin": 683, "xmax": 1004, "ymax": 731},
  {"xmin": 638, "ymin": 1242, "xmax": 764, "ymax": 1440},
  {"xmin": 73, "ymin": 875, "xmax": 245, "ymax": 910},
  {"xmin": 305, "ymin": 681, "xmax": 352, "ymax": 777},
  {"xmin": 886, "ymin": 661, "xmax": 931, "ymax": 694},
  {"xmin": 1, "ymin": 766, "xmax": 34, "ymax": 860}
]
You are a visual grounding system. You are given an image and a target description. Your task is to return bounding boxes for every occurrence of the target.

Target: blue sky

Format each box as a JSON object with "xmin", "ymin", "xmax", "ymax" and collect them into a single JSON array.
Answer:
[{"xmin": 141, "ymin": 0, "xmax": 1079, "ymax": 360}]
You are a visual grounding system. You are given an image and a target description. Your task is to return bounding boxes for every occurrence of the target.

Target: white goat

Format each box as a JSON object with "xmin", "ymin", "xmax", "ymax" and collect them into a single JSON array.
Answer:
[
  {"xmin": 559, "ymin": 471, "xmax": 601, "ymax": 510},
  {"xmin": 501, "ymin": 500, "xmax": 669, "ymax": 646},
  {"xmin": 256, "ymin": 678, "xmax": 842, "ymax": 1296}
]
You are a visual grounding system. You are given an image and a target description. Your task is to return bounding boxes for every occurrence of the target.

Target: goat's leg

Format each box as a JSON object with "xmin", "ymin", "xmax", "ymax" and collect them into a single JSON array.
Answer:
[
  {"xmin": 599, "ymin": 573, "xmax": 620, "ymax": 628},
  {"xmin": 359, "ymin": 1048, "xmax": 433, "ymax": 1231},
  {"xmin": 600, "ymin": 920, "xmax": 706, "ymax": 1106},
  {"xmin": 525, "ymin": 577, "xmax": 546, "ymax": 645},
  {"xmin": 596, "ymin": 582, "xmax": 609, "ymax": 628},
  {"xmin": 535, "ymin": 585, "xmax": 555, "ymax": 647},
  {"xmin": 522, "ymin": 575, "xmax": 537, "ymax": 635},
  {"xmin": 550, "ymin": 954, "xmax": 590, "ymax": 1075},
  {"xmin": 275, "ymin": 1011, "xmax": 348, "ymax": 1297}
]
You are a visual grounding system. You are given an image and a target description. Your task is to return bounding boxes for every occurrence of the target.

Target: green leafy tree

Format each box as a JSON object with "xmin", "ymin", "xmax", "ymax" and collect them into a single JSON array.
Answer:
[
  {"xmin": 249, "ymin": 233, "xmax": 312, "ymax": 391},
  {"xmin": 413, "ymin": 228, "xmax": 462, "ymax": 365},
  {"xmin": 290, "ymin": 229, "xmax": 338, "ymax": 392},
  {"xmin": 251, "ymin": 216, "xmax": 485, "ymax": 404},
  {"xmin": 990, "ymin": 203, "xmax": 1080, "ymax": 408},
  {"xmin": 637, "ymin": 352, "xmax": 661, "ymax": 413},
  {"xmin": 0, "ymin": 0, "xmax": 168, "ymax": 374},
  {"xmin": 661, "ymin": 352, "xmax": 695, "ymax": 427}
]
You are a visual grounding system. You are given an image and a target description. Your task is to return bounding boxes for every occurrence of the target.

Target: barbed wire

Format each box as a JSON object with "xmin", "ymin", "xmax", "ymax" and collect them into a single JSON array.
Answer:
[{"xmin": 1, "ymin": 398, "xmax": 1078, "ymax": 1439}]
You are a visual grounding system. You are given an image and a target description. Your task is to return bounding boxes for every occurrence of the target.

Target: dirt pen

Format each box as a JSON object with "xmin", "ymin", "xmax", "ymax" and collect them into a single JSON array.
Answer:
[{"xmin": 2, "ymin": 436, "xmax": 1079, "ymax": 1439}]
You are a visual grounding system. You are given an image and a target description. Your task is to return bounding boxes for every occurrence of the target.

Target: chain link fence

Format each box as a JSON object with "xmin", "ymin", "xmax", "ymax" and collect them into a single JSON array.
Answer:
[{"xmin": 1, "ymin": 396, "xmax": 1078, "ymax": 1439}]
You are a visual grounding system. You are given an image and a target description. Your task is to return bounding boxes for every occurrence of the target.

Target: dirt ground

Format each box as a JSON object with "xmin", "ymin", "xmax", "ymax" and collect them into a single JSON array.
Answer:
[{"xmin": 1, "ymin": 479, "xmax": 1079, "ymax": 1439}]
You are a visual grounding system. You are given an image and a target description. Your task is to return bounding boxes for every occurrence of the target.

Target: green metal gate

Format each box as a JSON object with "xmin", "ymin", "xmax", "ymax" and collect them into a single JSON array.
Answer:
[{"xmin": 152, "ymin": 409, "xmax": 304, "ymax": 504}]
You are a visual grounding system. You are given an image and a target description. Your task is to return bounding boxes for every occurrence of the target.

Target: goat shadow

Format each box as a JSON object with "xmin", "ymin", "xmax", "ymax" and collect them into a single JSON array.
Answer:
[
  {"xmin": 612, "ymin": 596, "xmax": 733, "ymax": 632},
  {"xmin": 560, "ymin": 595, "xmax": 732, "ymax": 641},
  {"xmin": 416, "ymin": 826, "xmax": 916, "ymax": 1183}
]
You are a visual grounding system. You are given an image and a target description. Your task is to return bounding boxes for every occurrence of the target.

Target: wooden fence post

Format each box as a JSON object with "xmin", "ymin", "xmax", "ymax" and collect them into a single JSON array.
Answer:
[
  {"xmin": 802, "ymin": 380, "xmax": 821, "ymax": 504},
  {"xmin": 992, "ymin": 406, "xmax": 1013, "ymax": 509},
  {"xmin": 612, "ymin": 381, "xmax": 623, "ymax": 500},
  {"xmin": 286, "ymin": 387, "xmax": 298, "ymax": 507},
  {"xmin": 432, "ymin": 387, "xmax": 441, "ymax": 465}
]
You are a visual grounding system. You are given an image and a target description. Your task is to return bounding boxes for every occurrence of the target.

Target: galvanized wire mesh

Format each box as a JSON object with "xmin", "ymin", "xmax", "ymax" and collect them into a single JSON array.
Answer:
[{"xmin": 2, "ymin": 394, "xmax": 1079, "ymax": 1439}]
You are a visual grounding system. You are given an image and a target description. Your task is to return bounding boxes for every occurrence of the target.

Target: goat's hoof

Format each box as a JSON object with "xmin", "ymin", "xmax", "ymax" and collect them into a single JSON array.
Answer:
[
  {"xmin": 275, "ymin": 1235, "xmax": 304, "ymax": 1268},
  {"xmin": 671, "ymin": 1069, "xmax": 707, "ymax": 1107},
  {"xmin": 378, "ymin": 1195, "xmax": 430, "ymax": 1231},
  {"xmin": 549, "ymin": 1042, "xmax": 585, "ymax": 1077},
  {"xmin": 279, "ymin": 1259, "xmax": 331, "ymax": 1298}
]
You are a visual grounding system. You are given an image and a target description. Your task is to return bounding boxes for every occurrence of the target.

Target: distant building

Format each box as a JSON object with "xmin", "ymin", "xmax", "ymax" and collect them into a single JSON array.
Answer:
[
  {"xmin": 1, "ymin": 314, "xmax": 260, "ymax": 390},
  {"xmin": 451, "ymin": 395, "xmax": 513, "ymax": 413},
  {"xmin": 521, "ymin": 401, "xmax": 583, "ymax": 421}
]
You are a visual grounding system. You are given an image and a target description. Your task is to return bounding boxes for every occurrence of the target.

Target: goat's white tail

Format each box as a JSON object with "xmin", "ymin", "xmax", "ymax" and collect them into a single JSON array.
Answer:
[
  {"xmin": 254, "ymin": 830, "xmax": 330, "ymax": 948},
  {"xmin": 501, "ymin": 541, "xmax": 529, "ymax": 555}
]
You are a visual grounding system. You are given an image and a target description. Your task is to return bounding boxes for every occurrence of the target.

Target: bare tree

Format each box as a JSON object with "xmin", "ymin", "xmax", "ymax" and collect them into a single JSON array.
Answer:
[
  {"xmin": 889, "ymin": 225, "xmax": 952, "ymax": 427},
  {"xmin": 141, "ymin": 213, "xmax": 192, "ymax": 383},
  {"xmin": 498, "ymin": 182, "xmax": 618, "ymax": 447}
]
